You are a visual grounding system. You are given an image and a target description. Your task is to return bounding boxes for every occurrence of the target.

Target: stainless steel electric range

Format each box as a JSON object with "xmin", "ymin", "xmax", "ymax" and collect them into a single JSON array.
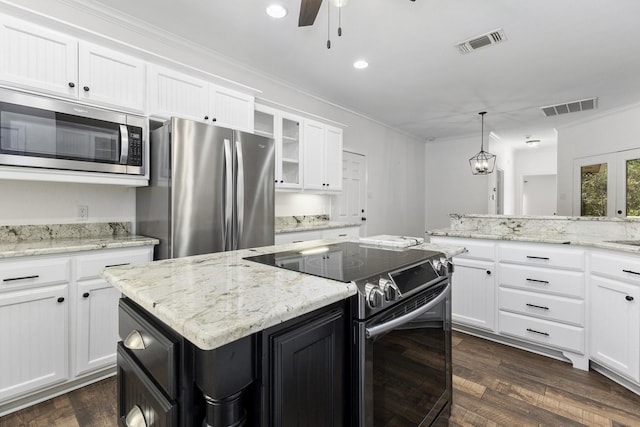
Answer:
[{"xmin": 245, "ymin": 242, "xmax": 453, "ymax": 426}]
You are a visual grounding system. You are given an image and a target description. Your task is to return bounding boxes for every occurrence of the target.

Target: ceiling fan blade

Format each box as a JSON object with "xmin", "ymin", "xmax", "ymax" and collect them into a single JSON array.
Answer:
[{"xmin": 299, "ymin": 0, "xmax": 323, "ymax": 26}]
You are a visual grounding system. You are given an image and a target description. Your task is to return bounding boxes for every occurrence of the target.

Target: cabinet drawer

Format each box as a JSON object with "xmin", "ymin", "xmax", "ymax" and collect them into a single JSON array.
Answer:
[
  {"xmin": 321, "ymin": 226, "xmax": 360, "ymax": 239},
  {"xmin": 117, "ymin": 344, "xmax": 177, "ymax": 427},
  {"xmin": 119, "ymin": 299, "xmax": 178, "ymax": 398},
  {"xmin": 498, "ymin": 263, "xmax": 585, "ymax": 298},
  {"xmin": 77, "ymin": 248, "xmax": 151, "ymax": 281},
  {"xmin": 499, "ymin": 287, "xmax": 584, "ymax": 326},
  {"xmin": 499, "ymin": 311, "xmax": 584, "ymax": 353},
  {"xmin": 433, "ymin": 237, "xmax": 495, "ymax": 261},
  {"xmin": 591, "ymin": 250, "xmax": 640, "ymax": 284},
  {"xmin": 0, "ymin": 257, "xmax": 70, "ymax": 291},
  {"xmin": 274, "ymin": 230, "xmax": 322, "ymax": 245},
  {"xmin": 498, "ymin": 242, "xmax": 584, "ymax": 270}
]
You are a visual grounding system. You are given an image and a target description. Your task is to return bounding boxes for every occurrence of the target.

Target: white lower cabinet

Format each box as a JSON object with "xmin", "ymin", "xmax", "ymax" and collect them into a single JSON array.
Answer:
[
  {"xmin": 0, "ymin": 283, "xmax": 69, "ymax": 402},
  {"xmin": 0, "ymin": 245, "xmax": 153, "ymax": 415},
  {"xmin": 590, "ymin": 250, "xmax": 640, "ymax": 383},
  {"xmin": 450, "ymin": 257, "xmax": 495, "ymax": 331}
]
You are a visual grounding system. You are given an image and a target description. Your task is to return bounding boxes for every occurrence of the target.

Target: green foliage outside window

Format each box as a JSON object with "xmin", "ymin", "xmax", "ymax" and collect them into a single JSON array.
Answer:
[
  {"xmin": 581, "ymin": 164, "xmax": 607, "ymax": 216},
  {"xmin": 627, "ymin": 159, "xmax": 640, "ymax": 216}
]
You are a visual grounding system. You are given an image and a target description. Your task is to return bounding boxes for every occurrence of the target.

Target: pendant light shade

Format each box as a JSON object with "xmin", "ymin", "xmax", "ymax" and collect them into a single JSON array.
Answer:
[{"xmin": 469, "ymin": 111, "xmax": 496, "ymax": 175}]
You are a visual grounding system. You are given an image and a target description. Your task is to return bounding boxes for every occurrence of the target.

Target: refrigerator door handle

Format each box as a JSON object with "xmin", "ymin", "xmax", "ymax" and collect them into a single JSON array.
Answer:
[
  {"xmin": 235, "ymin": 139, "xmax": 244, "ymax": 250},
  {"xmin": 224, "ymin": 139, "xmax": 233, "ymax": 251}
]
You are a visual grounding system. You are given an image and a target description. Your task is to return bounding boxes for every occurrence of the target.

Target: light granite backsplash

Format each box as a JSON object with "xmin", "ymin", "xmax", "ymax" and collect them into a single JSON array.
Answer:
[
  {"xmin": 446, "ymin": 214, "xmax": 640, "ymax": 240},
  {"xmin": 0, "ymin": 222, "xmax": 132, "ymax": 243},
  {"xmin": 275, "ymin": 215, "xmax": 329, "ymax": 228}
]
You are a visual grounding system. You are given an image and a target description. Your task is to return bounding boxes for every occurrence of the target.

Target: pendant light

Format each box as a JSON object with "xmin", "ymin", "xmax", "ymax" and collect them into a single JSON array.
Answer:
[{"xmin": 469, "ymin": 111, "xmax": 496, "ymax": 175}]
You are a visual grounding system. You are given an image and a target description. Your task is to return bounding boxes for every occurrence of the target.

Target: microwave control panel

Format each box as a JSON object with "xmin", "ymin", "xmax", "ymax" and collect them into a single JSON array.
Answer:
[{"xmin": 128, "ymin": 127, "xmax": 143, "ymax": 166}]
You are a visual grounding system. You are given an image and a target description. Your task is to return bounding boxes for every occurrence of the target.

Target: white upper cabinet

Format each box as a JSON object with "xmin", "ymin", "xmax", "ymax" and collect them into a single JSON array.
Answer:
[
  {"xmin": 78, "ymin": 41, "xmax": 145, "ymax": 112},
  {"xmin": 0, "ymin": 15, "xmax": 78, "ymax": 98},
  {"xmin": 210, "ymin": 84, "xmax": 254, "ymax": 132},
  {"xmin": 0, "ymin": 16, "xmax": 145, "ymax": 112},
  {"xmin": 254, "ymin": 104, "xmax": 303, "ymax": 190},
  {"xmin": 147, "ymin": 64, "xmax": 209, "ymax": 121},
  {"xmin": 303, "ymin": 119, "xmax": 343, "ymax": 192},
  {"xmin": 148, "ymin": 65, "xmax": 254, "ymax": 131}
]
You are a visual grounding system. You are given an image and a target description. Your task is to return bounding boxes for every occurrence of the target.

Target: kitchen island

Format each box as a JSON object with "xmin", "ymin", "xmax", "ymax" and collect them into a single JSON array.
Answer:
[{"xmin": 103, "ymin": 238, "xmax": 464, "ymax": 426}]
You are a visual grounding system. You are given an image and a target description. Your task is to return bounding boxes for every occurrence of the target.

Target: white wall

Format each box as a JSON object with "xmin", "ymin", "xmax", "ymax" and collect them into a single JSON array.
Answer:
[
  {"xmin": 557, "ymin": 104, "xmax": 640, "ymax": 215},
  {"xmin": 0, "ymin": 181, "xmax": 135, "ymax": 225},
  {"xmin": 425, "ymin": 135, "xmax": 489, "ymax": 230},
  {"xmin": 489, "ymin": 133, "xmax": 515, "ymax": 215},
  {"xmin": 513, "ymin": 145, "xmax": 557, "ymax": 215},
  {"xmin": 0, "ymin": 2, "xmax": 427, "ymax": 236},
  {"xmin": 275, "ymin": 193, "xmax": 330, "ymax": 217}
]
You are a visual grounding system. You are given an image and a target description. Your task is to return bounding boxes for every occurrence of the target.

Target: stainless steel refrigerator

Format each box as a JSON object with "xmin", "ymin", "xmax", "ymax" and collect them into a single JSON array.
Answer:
[{"xmin": 136, "ymin": 117, "xmax": 275, "ymax": 259}]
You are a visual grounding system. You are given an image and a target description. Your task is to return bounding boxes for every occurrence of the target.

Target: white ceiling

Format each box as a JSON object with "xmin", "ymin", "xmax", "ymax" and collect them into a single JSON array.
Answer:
[{"xmin": 86, "ymin": 0, "xmax": 640, "ymax": 149}]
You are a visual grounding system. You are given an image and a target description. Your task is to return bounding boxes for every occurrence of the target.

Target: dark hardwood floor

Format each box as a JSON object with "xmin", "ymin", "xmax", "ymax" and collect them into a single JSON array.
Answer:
[{"xmin": 2, "ymin": 331, "xmax": 640, "ymax": 426}]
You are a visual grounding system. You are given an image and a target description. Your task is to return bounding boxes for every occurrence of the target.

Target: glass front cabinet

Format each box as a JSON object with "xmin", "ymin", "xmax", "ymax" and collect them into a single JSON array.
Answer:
[{"xmin": 254, "ymin": 104, "xmax": 303, "ymax": 190}]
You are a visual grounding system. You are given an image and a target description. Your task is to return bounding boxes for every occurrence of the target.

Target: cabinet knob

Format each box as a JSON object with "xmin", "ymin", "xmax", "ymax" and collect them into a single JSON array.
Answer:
[
  {"xmin": 83, "ymin": 86, "xmax": 90, "ymax": 92},
  {"xmin": 211, "ymin": 118, "xmax": 217, "ymax": 122},
  {"xmin": 626, "ymin": 295, "xmax": 634, "ymax": 301},
  {"xmin": 204, "ymin": 116, "xmax": 209, "ymax": 120},
  {"xmin": 618, "ymin": 210, "xmax": 623, "ymax": 215},
  {"xmin": 361, "ymin": 217, "xmax": 367, "ymax": 221},
  {"xmin": 68, "ymin": 82, "xmax": 75, "ymax": 88},
  {"xmin": 274, "ymin": 179, "xmax": 278, "ymax": 183},
  {"xmin": 57, "ymin": 297, "xmax": 65, "ymax": 303},
  {"xmin": 486, "ymin": 270, "xmax": 492, "ymax": 275},
  {"xmin": 280, "ymin": 180, "xmax": 284, "ymax": 183},
  {"xmin": 83, "ymin": 292, "xmax": 90, "ymax": 298}
]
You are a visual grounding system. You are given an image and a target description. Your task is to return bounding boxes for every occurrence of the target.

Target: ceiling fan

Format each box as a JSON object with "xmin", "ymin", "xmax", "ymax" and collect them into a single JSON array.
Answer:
[{"xmin": 298, "ymin": 0, "xmax": 416, "ymax": 27}]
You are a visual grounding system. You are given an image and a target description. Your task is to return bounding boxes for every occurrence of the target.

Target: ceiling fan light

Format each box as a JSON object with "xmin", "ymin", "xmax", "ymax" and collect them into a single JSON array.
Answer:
[
  {"xmin": 266, "ymin": 4, "xmax": 287, "ymax": 18},
  {"xmin": 353, "ymin": 60, "xmax": 369, "ymax": 69}
]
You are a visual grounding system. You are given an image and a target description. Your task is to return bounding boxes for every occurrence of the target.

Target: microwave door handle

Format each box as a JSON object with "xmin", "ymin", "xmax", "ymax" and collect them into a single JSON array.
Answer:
[
  {"xmin": 365, "ymin": 283, "xmax": 450, "ymax": 339},
  {"xmin": 119, "ymin": 125, "xmax": 129, "ymax": 164}
]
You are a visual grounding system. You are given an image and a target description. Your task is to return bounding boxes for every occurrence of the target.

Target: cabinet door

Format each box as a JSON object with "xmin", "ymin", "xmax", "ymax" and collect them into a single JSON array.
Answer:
[
  {"xmin": 590, "ymin": 275, "xmax": 640, "ymax": 382},
  {"xmin": 451, "ymin": 258, "xmax": 495, "ymax": 331},
  {"xmin": 279, "ymin": 113, "xmax": 303, "ymax": 189},
  {"xmin": 0, "ymin": 284, "xmax": 68, "ymax": 401},
  {"xmin": 78, "ymin": 41, "xmax": 145, "ymax": 112},
  {"xmin": 75, "ymin": 279, "xmax": 121, "ymax": 376},
  {"xmin": 210, "ymin": 84, "xmax": 254, "ymax": 132},
  {"xmin": 303, "ymin": 119, "xmax": 326, "ymax": 190},
  {"xmin": 269, "ymin": 309, "xmax": 345, "ymax": 426},
  {"xmin": 324, "ymin": 125, "xmax": 343, "ymax": 191},
  {"xmin": 0, "ymin": 15, "xmax": 78, "ymax": 98},
  {"xmin": 147, "ymin": 64, "xmax": 209, "ymax": 121}
]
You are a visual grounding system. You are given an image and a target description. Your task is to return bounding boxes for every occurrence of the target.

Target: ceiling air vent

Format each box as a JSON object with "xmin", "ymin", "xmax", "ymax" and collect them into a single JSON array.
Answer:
[
  {"xmin": 456, "ymin": 28, "xmax": 507, "ymax": 54},
  {"xmin": 540, "ymin": 98, "xmax": 598, "ymax": 117}
]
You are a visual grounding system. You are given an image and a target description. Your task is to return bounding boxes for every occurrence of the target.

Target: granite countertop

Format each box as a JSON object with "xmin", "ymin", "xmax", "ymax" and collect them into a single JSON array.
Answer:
[
  {"xmin": 0, "ymin": 222, "xmax": 159, "ymax": 258},
  {"xmin": 429, "ymin": 229, "xmax": 640, "ymax": 254},
  {"xmin": 0, "ymin": 235, "xmax": 160, "ymax": 259},
  {"xmin": 102, "ymin": 239, "xmax": 465, "ymax": 351},
  {"xmin": 275, "ymin": 221, "xmax": 362, "ymax": 234}
]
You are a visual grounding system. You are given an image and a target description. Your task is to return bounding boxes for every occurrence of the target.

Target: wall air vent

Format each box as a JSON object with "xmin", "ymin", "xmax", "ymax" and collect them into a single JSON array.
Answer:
[
  {"xmin": 540, "ymin": 98, "xmax": 598, "ymax": 117},
  {"xmin": 456, "ymin": 28, "xmax": 507, "ymax": 54}
]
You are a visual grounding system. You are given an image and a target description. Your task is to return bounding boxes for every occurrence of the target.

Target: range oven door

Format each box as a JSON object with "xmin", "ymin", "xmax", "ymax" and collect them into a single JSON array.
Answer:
[
  {"xmin": 354, "ymin": 280, "xmax": 451, "ymax": 427},
  {"xmin": 0, "ymin": 89, "xmax": 145, "ymax": 175}
]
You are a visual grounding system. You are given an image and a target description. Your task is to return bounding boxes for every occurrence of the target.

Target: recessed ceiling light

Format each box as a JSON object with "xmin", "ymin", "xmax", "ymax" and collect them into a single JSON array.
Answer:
[
  {"xmin": 266, "ymin": 4, "xmax": 287, "ymax": 18},
  {"xmin": 353, "ymin": 60, "xmax": 368, "ymax": 69}
]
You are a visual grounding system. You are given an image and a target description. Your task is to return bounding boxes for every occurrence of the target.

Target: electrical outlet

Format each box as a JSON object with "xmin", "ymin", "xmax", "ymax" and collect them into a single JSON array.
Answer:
[{"xmin": 78, "ymin": 205, "xmax": 89, "ymax": 221}]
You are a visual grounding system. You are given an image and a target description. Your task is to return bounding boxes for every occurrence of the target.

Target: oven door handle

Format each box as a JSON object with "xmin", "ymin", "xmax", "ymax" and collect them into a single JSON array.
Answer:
[{"xmin": 365, "ymin": 283, "xmax": 450, "ymax": 339}]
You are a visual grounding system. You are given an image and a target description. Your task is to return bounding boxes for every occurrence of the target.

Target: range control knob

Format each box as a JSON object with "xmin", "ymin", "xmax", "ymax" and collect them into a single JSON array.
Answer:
[
  {"xmin": 379, "ymin": 278, "xmax": 402, "ymax": 302},
  {"xmin": 365, "ymin": 283, "xmax": 384, "ymax": 309}
]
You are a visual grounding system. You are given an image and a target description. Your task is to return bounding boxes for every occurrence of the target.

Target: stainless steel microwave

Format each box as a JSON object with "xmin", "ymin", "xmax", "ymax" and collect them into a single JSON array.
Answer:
[{"xmin": 0, "ymin": 89, "xmax": 147, "ymax": 175}]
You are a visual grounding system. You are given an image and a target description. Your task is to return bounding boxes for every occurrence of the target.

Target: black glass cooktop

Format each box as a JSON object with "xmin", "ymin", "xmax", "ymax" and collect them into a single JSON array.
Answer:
[{"xmin": 244, "ymin": 242, "xmax": 439, "ymax": 283}]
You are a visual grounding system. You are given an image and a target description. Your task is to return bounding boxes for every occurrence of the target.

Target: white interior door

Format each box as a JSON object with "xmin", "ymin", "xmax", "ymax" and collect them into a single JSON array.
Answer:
[{"xmin": 332, "ymin": 151, "xmax": 366, "ymax": 235}]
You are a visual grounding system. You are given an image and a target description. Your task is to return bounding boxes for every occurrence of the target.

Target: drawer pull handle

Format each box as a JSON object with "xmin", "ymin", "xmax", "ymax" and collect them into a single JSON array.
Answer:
[
  {"xmin": 623, "ymin": 269, "xmax": 640, "ymax": 276},
  {"xmin": 124, "ymin": 330, "xmax": 146, "ymax": 350},
  {"xmin": 526, "ymin": 278, "xmax": 549, "ymax": 284},
  {"xmin": 106, "ymin": 263, "xmax": 130, "ymax": 268},
  {"xmin": 526, "ymin": 303, "xmax": 549, "ymax": 310},
  {"xmin": 626, "ymin": 296, "xmax": 635, "ymax": 302},
  {"xmin": 125, "ymin": 405, "xmax": 147, "ymax": 427},
  {"xmin": 3, "ymin": 274, "xmax": 39, "ymax": 282},
  {"xmin": 526, "ymin": 256, "xmax": 550, "ymax": 261},
  {"xmin": 338, "ymin": 234, "xmax": 347, "ymax": 237},
  {"xmin": 526, "ymin": 328, "xmax": 549, "ymax": 337}
]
